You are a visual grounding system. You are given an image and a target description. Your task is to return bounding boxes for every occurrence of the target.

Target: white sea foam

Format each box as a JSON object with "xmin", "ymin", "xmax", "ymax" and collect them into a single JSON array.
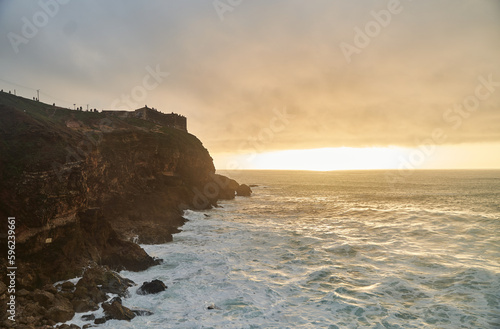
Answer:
[{"xmin": 67, "ymin": 170, "xmax": 500, "ymax": 328}]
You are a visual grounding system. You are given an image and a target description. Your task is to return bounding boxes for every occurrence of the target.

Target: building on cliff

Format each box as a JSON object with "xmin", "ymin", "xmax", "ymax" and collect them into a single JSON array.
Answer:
[{"xmin": 103, "ymin": 106, "xmax": 187, "ymax": 132}]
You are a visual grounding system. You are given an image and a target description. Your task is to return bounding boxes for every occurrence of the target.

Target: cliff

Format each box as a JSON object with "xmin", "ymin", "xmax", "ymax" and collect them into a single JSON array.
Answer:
[{"xmin": 0, "ymin": 91, "xmax": 247, "ymax": 289}]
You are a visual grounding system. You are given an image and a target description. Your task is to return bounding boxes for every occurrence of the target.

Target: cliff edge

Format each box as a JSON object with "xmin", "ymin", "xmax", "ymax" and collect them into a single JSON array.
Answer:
[{"xmin": 0, "ymin": 92, "xmax": 249, "ymax": 289}]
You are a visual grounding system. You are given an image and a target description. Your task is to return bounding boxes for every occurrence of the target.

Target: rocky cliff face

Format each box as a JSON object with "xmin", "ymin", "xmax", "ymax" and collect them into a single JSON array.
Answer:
[{"xmin": 0, "ymin": 92, "xmax": 248, "ymax": 289}]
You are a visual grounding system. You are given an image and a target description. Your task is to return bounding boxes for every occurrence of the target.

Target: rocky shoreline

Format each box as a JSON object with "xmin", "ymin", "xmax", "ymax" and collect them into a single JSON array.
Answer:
[
  {"xmin": 1, "ymin": 185, "xmax": 251, "ymax": 329},
  {"xmin": 0, "ymin": 92, "xmax": 251, "ymax": 328},
  {"xmin": 0, "ymin": 264, "xmax": 166, "ymax": 328}
]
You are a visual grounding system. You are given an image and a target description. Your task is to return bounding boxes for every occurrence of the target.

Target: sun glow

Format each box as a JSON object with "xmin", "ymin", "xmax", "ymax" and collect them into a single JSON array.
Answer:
[{"xmin": 214, "ymin": 147, "xmax": 413, "ymax": 171}]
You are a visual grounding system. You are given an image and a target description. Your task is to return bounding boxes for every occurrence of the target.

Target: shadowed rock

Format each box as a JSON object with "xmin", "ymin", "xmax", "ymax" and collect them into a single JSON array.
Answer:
[
  {"xmin": 56, "ymin": 324, "xmax": 81, "ymax": 329},
  {"xmin": 76, "ymin": 266, "xmax": 134, "ymax": 298},
  {"xmin": 61, "ymin": 281, "xmax": 75, "ymax": 291},
  {"xmin": 236, "ymin": 184, "xmax": 252, "ymax": 196},
  {"xmin": 132, "ymin": 309, "xmax": 154, "ymax": 316},
  {"xmin": 0, "ymin": 282, "xmax": 6, "ymax": 295},
  {"xmin": 94, "ymin": 317, "xmax": 107, "ymax": 324},
  {"xmin": 102, "ymin": 300, "xmax": 135, "ymax": 321},
  {"xmin": 72, "ymin": 298, "xmax": 99, "ymax": 313},
  {"xmin": 81, "ymin": 313, "xmax": 96, "ymax": 321},
  {"xmin": 33, "ymin": 289, "xmax": 55, "ymax": 306},
  {"xmin": 212, "ymin": 174, "xmax": 239, "ymax": 200},
  {"xmin": 45, "ymin": 296, "xmax": 75, "ymax": 323},
  {"xmin": 137, "ymin": 279, "xmax": 167, "ymax": 295}
]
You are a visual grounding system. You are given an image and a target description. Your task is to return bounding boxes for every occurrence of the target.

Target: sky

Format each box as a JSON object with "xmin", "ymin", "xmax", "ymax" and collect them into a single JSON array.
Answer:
[{"xmin": 1, "ymin": 0, "xmax": 499, "ymax": 170}]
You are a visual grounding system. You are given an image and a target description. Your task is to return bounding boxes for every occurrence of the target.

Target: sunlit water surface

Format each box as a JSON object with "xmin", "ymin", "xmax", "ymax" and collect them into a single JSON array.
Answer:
[{"xmin": 71, "ymin": 170, "xmax": 500, "ymax": 328}]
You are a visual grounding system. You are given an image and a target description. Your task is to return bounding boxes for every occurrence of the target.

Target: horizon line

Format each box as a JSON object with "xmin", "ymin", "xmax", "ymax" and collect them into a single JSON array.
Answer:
[{"xmin": 216, "ymin": 168, "xmax": 500, "ymax": 172}]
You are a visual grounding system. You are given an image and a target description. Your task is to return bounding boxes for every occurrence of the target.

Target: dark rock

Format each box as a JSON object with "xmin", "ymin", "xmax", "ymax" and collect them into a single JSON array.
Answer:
[
  {"xmin": 236, "ymin": 184, "xmax": 252, "ymax": 196},
  {"xmin": 78, "ymin": 210, "xmax": 160, "ymax": 272},
  {"xmin": 94, "ymin": 317, "xmax": 107, "ymax": 324},
  {"xmin": 43, "ymin": 318, "xmax": 54, "ymax": 326},
  {"xmin": 46, "ymin": 297, "xmax": 75, "ymax": 322},
  {"xmin": 72, "ymin": 298, "xmax": 99, "ymax": 313},
  {"xmin": 15, "ymin": 325, "xmax": 38, "ymax": 329},
  {"xmin": 17, "ymin": 289, "xmax": 30, "ymax": 297},
  {"xmin": 33, "ymin": 290, "xmax": 55, "ymax": 307},
  {"xmin": 137, "ymin": 279, "xmax": 167, "ymax": 295},
  {"xmin": 207, "ymin": 304, "xmax": 221, "ymax": 310},
  {"xmin": 0, "ymin": 281, "xmax": 6, "ymax": 295},
  {"xmin": 76, "ymin": 266, "xmax": 134, "ymax": 298},
  {"xmin": 59, "ymin": 291, "xmax": 74, "ymax": 300},
  {"xmin": 73, "ymin": 286, "xmax": 88, "ymax": 299},
  {"xmin": 132, "ymin": 309, "xmax": 154, "ymax": 316},
  {"xmin": 61, "ymin": 281, "xmax": 75, "ymax": 291},
  {"xmin": 109, "ymin": 296, "xmax": 122, "ymax": 304},
  {"xmin": 20, "ymin": 315, "xmax": 36, "ymax": 325},
  {"xmin": 212, "ymin": 174, "xmax": 239, "ymax": 200},
  {"xmin": 56, "ymin": 324, "xmax": 81, "ymax": 329},
  {"xmin": 81, "ymin": 313, "xmax": 96, "ymax": 321},
  {"xmin": 42, "ymin": 284, "xmax": 58, "ymax": 295},
  {"xmin": 23, "ymin": 301, "xmax": 46, "ymax": 317},
  {"xmin": 103, "ymin": 272, "xmax": 134, "ymax": 296},
  {"xmin": 16, "ymin": 265, "xmax": 39, "ymax": 291},
  {"xmin": 102, "ymin": 300, "xmax": 135, "ymax": 321},
  {"xmin": 88, "ymin": 287, "xmax": 108, "ymax": 304}
]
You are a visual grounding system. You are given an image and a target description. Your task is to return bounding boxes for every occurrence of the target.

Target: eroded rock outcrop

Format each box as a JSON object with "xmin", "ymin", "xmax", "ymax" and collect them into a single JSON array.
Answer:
[
  {"xmin": 136, "ymin": 279, "xmax": 167, "ymax": 295},
  {"xmin": 75, "ymin": 266, "xmax": 134, "ymax": 298},
  {"xmin": 0, "ymin": 265, "xmax": 144, "ymax": 327},
  {"xmin": 0, "ymin": 93, "xmax": 245, "ymax": 286},
  {"xmin": 102, "ymin": 298, "xmax": 135, "ymax": 321},
  {"xmin": 236, "ymin": 184, "xmax": 252, "ymax": 197},
  {"xmin": 0, "ymin": 92, "xmax": 251, "ymax": 328}
]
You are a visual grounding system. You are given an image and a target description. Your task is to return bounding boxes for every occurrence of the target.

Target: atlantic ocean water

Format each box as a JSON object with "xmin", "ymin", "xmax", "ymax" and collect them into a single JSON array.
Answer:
[{"xmin": 73, "ymin": 170, "xmax": 500, "ymax": 328}]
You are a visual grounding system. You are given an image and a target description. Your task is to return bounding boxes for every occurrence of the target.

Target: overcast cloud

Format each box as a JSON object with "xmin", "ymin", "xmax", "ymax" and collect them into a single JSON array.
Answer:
[{"xmin": 1, "ymin": 0, "xmax": 499, "ymax": 153}]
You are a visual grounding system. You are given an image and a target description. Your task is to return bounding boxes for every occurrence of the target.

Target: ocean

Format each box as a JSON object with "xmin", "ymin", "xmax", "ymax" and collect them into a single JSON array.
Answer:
[{"xmin": 72, "ymin": 170, "xmax": 500, "ymax": 328}]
